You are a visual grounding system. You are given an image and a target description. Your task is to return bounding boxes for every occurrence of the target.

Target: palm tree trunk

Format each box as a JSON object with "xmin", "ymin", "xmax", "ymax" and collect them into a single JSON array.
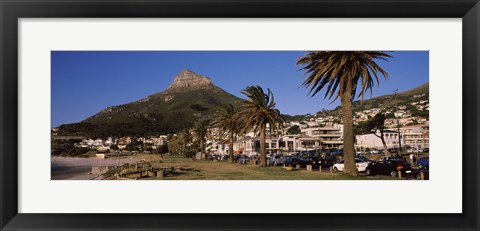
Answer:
[
  {"xmin": 380, "ymin": 132, "xmax": 391, "ymax": 157},
  {"xmin": 259, "ymin": 125, "xmax": 267, "ymax": 167},
  {"xmin": 228, "ymin": 132, "xmax": 234, "ymax": 163},
  {"xmin": 200, "ymin": 140, "xmax": 205, "ymax": 160},
  {"xmin": 340, "ymin": 82, "xmax": 358, "ymax": 176}
]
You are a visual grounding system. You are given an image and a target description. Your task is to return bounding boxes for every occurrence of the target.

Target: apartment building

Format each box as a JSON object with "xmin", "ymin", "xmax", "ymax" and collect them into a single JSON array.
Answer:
[{"xmin": 400, "ymin": 124, "xmax": 429, "ymax": 150}]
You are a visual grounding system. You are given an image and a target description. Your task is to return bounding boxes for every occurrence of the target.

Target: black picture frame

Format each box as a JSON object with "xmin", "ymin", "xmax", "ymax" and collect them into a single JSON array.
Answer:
[{"xmin": 1, "ymin": 0, "xmax": 479, "ymax": 230}]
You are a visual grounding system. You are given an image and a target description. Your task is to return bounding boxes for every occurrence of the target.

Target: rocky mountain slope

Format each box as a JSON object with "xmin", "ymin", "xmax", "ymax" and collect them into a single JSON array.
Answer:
[{"xmin": 58, "ymin": 70, "xmax": 242, "ymax": 137}]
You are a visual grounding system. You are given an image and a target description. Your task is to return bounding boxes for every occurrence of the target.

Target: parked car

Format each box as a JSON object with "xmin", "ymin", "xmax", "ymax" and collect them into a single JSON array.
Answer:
[
  {"xmin": 299, "ymin": 156, "xmax": 321, "ymax": 168},
  {"xmin": 378, "ymin": 156, "xmax": 404, "ymax": 162},
  {"xmin": 237, "ymin": 156, "xmax": 249, "ymax": 164},
  {"xmin": 406, "ymin": 148, "xmax": 419, "ymax": 153},
  {"xmin": 333, "ymin": 158, "xmax": 370, "ymax": 172},
  {"xmin": 266, "ymin": 155, "xmax": 284, "ymax": 166},
  {"xmin": 330, "ymin": 150, "xmax": 343, "ymax": 156},
  {"xmin": 306, "ymin": 150, "xmax": 319, "ymax": 156},
  {"xmin": 266, "ymin": 156, "xmax": 275, "ymax": 166},
  {"xmin": 273, "ymin": 155, "xmax": 285, "ymax": 166},
  {"xmin": 283, "ymin": 156, "xmax": 301, "ymax": 167},
  {"xmin": 249, "ymin": 155, "xmax": 259, "ymax": 165},
  {"xmin": 366, "ymin": 159, "xmax": 413, "ymax": 177},
  {"xmin": 416, "ymin": 157, "xmax": 429, "ymax": 169},
  {"xmin": 207, "ymin": 154, "xmax": 219, "ymax": 161},
  {"xmin": 356, "ymin": 155, "xmax": 375, "ymax": 163},
  {"xmin": 299, "ymin": 151, "xmax": 309, "ymax": 157},
  {"xmin": 356, "ymin": 150, "xmax": 366, "ymax": 155},
  {"xmin": 233, "ymin": 155, "xmax": 241, "ymax": 163},
  {"xmin": 320, "ymin": 155, "xmax": 337, "ymax": 168},
  {"xmin": 387, "ymin": 148, "xmax": 399, "ymax": 154}
]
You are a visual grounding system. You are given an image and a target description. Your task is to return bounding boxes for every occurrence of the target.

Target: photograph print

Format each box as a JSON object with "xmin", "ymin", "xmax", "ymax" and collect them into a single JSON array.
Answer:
[{"xmin": 51, "ymin": 51, "xmax": 429, "ymax": 180}]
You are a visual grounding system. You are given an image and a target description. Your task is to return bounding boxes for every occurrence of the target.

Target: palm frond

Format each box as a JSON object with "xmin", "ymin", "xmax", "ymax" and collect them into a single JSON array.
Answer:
[
  {"xmin": 297, "ymin": 51, "xmax": 391, "ymax": 102},
  {"xmin": 237, "ymin": 86, "xmax": 286, "ymax": 134}
]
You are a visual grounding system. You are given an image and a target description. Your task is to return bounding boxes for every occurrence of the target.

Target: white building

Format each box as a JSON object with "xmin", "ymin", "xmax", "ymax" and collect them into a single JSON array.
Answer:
[
  {"xmin": 355, "ymin": 130, "xmax": 403, "ymax": 150},
  {"xmin": 104, "ymin": 137, "xmax": 114, "ymax": 146},
  {"xmin": 93, "ymin": 139, "xmax": 103, "ymax": 147},
  {"xmin": 400, "ymin": 124, "xmax": 429, "ymax": 150},
  {"xmin": 300, "ymin": 126, "xmax": 343, "ymax": 150}
]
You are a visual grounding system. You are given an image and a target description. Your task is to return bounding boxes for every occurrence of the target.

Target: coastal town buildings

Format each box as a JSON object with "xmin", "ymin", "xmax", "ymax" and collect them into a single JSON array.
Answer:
[
  {"xmin": 59, "ymin": 96, "xmax": 429, "ymax": 156},
  {"xmin": 400, "ymin": 124, "xmax": 430, "ymax": 151},
  {"xmin": 355, "ymin": 130, "xmax": 402, "ymax": 150}
]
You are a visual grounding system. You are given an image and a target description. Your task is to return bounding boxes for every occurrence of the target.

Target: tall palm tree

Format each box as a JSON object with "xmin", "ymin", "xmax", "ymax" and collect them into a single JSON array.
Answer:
[
  {"xmin": 237, "ymin": 86, "xmax": 286, "ymax": 167},
  {"xmin": 297, "ymin": 51, "xmax": 391, "ymax": 176},
  {"xmin": 211, "ymin": 103, "xmax": 239, "ymax": 163},
  {"xmin": 192, "ymin": 120, "xmax": 209, "ymax": 160}
]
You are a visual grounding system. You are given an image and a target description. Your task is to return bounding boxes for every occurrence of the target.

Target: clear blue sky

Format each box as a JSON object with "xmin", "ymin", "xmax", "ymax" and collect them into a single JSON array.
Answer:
[{"xmin": 51, "ymin": 51, "xmax": 428, "ymax": 127}]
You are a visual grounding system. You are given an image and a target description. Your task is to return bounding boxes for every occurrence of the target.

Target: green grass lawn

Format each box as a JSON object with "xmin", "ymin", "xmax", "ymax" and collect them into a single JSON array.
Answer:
[{"xmin": 143, "ymin": 155, "xmax": 399, "ymax": 180}]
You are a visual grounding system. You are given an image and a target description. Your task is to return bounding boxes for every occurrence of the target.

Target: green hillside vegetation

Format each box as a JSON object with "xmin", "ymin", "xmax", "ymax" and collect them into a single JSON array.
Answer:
[
  {"xmin": 58, "ymin": 88, "xmax": 242, "ymax": 138},
  {"xmin": 282, "ymin": 114, "xmax": 313, "ymax": 122},
  {"xmin": 85, "ymin": 88, "xmax": 241, "ymax": 124},
  {"xmin": 281, "ymin": 83, "xmax": 429, "ymax": 123},
  {"xmin": 320, "ymin": 82, "xmax": 429, "ymax": 116}
]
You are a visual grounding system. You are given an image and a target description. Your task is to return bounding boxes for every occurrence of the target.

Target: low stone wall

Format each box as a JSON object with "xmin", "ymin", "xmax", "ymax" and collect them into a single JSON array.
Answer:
[{"xmin": 91, "ymin": 166, "xmax": 114, "ymax": 175}]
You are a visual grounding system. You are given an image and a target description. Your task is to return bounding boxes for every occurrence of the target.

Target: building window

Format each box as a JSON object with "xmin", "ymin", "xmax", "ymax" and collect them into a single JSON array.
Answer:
[{"xmin": 287, "ymin": 141, "xmax": 294, "ymax": 150}]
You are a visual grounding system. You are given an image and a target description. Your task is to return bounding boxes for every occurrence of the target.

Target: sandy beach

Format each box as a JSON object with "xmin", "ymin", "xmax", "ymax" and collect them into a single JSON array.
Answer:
[{"xmin": 51, "ymin": 156, "xmax": 142, "ymax": 180}]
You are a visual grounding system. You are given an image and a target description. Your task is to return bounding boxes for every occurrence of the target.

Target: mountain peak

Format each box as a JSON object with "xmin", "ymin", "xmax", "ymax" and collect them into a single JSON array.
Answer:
[
  {"xmin": 166, "ymin": 69, "xmax": 215, "ymax": 92},
  {"xmin": 80, "ymin": 69, "xmax": 242, "ymax": 135}
]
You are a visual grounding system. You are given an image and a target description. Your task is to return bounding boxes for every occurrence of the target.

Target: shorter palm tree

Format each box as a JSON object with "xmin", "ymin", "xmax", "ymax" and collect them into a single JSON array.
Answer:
[
  {"xmin": 211, "ymin": 103, "xmax": 239, "ymax": 163},
  {"xmin": 237, "ymin": 86, "xmax": 286, "ymax": 167},
  {"xmin": 180, "ymin": 129, "xmax": 192, "ymax": 154},
  {"xmin": 192, "ymin": 120, "xmax": 210, "ymax": 160}
]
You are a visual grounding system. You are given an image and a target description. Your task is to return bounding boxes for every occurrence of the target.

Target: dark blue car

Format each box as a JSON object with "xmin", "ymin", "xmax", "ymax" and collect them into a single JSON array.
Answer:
[
  {"xmin": 416, "ymin": 157, "xmax": 429, "ymax": 169},
  {"xmin": 283, "ymin": 156, "xmax": 301, "ymax": 167},
  {"xmin": 329, "ymin": 150, "xmax": 343, "ymax": 156}
]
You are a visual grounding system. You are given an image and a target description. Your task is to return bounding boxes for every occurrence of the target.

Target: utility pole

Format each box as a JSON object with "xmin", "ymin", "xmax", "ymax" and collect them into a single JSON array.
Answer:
[
  {"xmin": 243, "ymin": 134, "xmax": 247, "ymax": 156},
  {"xmin": 316, "ymin": 124, "xmax": 320, "ymax": 156},
  {"xmin": 394, "ymin": 89, "xmax": 402, "ymax": 152}
]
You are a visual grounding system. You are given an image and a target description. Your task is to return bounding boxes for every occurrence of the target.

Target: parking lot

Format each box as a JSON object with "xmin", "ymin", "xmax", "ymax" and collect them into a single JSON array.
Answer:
[{"xmin": 201, "ymin": 151, "xmax": 429, "ymax": 180}]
